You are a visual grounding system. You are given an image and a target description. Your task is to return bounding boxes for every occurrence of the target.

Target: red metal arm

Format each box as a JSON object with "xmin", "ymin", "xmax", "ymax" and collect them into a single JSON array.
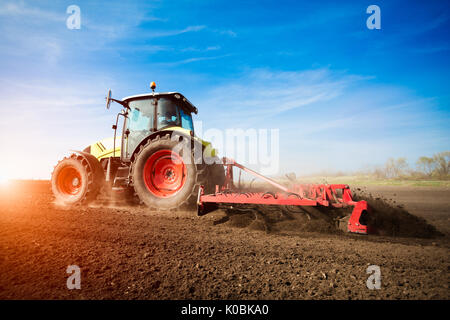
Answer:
[{"xmin": 198, "ymin": 158, "xmax": 371, "ymax": 235}]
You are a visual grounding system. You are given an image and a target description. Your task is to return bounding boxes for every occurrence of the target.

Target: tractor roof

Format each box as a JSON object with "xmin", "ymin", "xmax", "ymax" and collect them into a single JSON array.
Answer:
[{"xmin": 122, "ymin": 92, "xmax": 198, "ymax": 114}]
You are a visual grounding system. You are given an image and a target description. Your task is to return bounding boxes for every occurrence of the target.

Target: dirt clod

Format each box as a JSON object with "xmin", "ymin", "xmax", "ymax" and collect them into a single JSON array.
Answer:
[{"xmin": 354, "ymin": 191, "xmax": 443, "ymax": 238}]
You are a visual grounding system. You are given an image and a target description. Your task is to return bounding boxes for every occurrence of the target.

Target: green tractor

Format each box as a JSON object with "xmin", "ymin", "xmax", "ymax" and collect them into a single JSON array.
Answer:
[{"xmin": 51, "ymin": 82, "xmax": 225, "ymax": 209}]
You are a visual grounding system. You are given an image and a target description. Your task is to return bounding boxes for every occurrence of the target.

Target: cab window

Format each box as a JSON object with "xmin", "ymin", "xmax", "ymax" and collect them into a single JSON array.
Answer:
[
  {"xmin": 180, "ymin": 108, "xmax": 194, "ymax": 132},
  {"xmin": 128, "ymin": 99, "xmax": 154, "ymax": 131},
  {"xmin": 157, "ymin": 98, "xmax": 180, "ymax": 129}
]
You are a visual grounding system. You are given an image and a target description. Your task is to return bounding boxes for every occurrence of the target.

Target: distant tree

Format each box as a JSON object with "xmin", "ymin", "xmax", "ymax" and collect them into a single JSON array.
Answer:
[
  {"xmin": 432, "ymin": 151, "xmax": 450, "ymax": 178},
  {"xmin": 384, "ymin": 158, "xmax": 396, "ymax": 178},
  {"xmin": 370, "ymin": 152, "xmax": 449, "ymax": 181},
  {"xmin": 416, "ymin": 156, "xmax": 435, "ymax": 177},
  {"xmin": 395, "ymin": 157, "xmax": 409, "ymax": 177},
  {"xmin": 383, "ymin": 157, "xmax": 409, "ymax": 178},
  {"xmin": 372, "ymin": 166, "xmax": 387, "ymax": 179}
]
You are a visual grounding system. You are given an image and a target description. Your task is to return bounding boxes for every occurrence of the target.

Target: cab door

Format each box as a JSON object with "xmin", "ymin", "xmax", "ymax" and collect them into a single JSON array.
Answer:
[{"xmin": 122, "ymin": 98, "xmax": 156, "ymax": 161}]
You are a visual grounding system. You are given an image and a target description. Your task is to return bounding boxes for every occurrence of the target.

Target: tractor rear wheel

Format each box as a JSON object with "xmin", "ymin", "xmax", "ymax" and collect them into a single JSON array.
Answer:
[
  {"xmin": 130, "ymin": 134, "xmax": 207, "ymax": 210},
  {"xmin": 51, "ymin": 154, "xmax": 101, "ymax": 205}
]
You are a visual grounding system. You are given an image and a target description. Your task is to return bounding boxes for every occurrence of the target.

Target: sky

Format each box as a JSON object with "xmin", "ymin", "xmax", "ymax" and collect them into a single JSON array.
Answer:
[{"xmin": 0, "ymin": 0, "xmax": 449, "ymax": 179}]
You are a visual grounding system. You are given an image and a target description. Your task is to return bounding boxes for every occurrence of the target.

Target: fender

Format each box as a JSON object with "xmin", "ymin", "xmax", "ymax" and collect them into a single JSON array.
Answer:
[{"xmin": 128, "ymin": 130, "xmax": 206, "ymax": 163}]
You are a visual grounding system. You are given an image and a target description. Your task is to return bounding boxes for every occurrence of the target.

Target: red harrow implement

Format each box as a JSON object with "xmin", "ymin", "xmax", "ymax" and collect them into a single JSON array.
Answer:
[{"xmin": 198, "ymin": 158, "xmax": 372, "ymax": 235}]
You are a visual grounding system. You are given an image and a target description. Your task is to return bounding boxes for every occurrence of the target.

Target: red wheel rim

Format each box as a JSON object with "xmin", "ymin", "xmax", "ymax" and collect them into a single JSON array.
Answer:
[
  {"xmin": 143, "ymin": 150, "xmax": 186, "ymax": 198},
  {"xmin": 57, "ymin": 166, "xmax": 82, "ymax": 195}
]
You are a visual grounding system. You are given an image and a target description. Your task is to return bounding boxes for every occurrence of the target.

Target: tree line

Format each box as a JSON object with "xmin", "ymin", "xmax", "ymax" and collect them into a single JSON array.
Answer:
[{"xmin": 373, "ymin": 151, "xmax": 450, "ymax": 180}]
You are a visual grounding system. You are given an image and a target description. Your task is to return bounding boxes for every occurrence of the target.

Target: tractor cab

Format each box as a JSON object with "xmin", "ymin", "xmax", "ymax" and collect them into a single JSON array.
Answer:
[
  {"xmin": 104, "ymin": 82, "xmax": 199, "ymax": 162},
  {"xmin": 121, "ymin": 92, "xmax": 198, "ymax": 161}
]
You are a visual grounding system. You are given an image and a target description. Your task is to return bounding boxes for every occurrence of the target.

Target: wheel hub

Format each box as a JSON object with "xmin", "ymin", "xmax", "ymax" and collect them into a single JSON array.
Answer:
[
  {"xmin": 72, "ymin": 177, "xmax": 80, "ymax": 187},
  {"xmin": 143, "ymin": 150, "xmax": 186, "ymax": 198},
  {"xmin": 57, "ymin": 166, "xmax": 82, "ymax": 196},
  {"xmin": 164, "ymin": 168, "xmax": 176, "ymax": 181}
]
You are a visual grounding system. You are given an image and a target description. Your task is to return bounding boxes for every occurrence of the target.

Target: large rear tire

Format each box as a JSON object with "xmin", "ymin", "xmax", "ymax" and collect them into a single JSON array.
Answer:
[
  {"xmin": 51, "ymin": 154, "xmax": 101, "ymax": 205},
  {"xmin": 130, "ymin": 134, "xmax": 206, "ymax": 210}
]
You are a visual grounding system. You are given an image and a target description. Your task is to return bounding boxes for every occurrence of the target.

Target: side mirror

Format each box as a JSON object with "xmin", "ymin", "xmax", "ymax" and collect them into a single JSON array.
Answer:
[{"xmin": 106, "ymin": 89, "xmax": 112, "ymax": 109}]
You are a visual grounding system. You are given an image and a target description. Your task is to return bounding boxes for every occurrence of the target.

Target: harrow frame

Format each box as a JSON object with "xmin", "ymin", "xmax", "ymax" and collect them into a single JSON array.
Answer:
[{"xmin": 198, "ymin": 158, "xmax": 371, "ymax": 234}]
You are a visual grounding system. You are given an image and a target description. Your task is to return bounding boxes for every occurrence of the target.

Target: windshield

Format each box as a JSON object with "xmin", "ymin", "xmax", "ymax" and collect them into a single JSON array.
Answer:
[
  {"xmin": 157, "ymin": 98, "xmax": 179, "ymax": 128},
  {"xmin": 156, "ymin": 97, "xmax": 194, "ymax": 132},
  {"xmin": 127, "ymin": 97, "xmax": 194, "ymax": 132}
]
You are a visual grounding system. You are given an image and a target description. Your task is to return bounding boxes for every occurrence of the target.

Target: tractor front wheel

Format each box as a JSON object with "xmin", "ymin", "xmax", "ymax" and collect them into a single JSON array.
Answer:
[{"xmin": 51, "ymin": 154, "xmax": 101, "ymax": 205}]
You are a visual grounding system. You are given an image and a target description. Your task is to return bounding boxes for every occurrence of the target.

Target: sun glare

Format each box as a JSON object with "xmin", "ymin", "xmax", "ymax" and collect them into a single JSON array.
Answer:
[{"xmin": 0, "ymin": 175, "xmax": 10, "ymax": 186}]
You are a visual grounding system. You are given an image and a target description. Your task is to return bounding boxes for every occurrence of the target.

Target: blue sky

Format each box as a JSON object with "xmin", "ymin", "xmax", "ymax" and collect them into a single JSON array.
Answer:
[{"xmin": 0, "ymin": 0, "xmax": 449, "ymax": 178}]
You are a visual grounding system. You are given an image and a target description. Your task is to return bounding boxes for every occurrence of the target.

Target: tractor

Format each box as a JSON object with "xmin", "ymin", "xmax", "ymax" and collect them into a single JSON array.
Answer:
[
  {"xmin": 52, "ymin": 82, "xmax": 373, "ymax": 234},
  {"xmin": 52, "ymin": 82, "xmax": 225, "ymax": 210}
]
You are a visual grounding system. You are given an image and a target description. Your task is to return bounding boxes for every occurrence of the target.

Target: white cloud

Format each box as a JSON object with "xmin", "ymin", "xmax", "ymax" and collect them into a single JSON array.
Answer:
[
  {"xmin": 180, "ymin": 45, "xmax": 221, "ymax": 52},
  {"xmin": 196, "ymin": 68, "xmax": 367, "ymax": 127},
  {"xmin": 0, "ymin": 1, "xmax": 64, "ymax": 21},
  {"xmin": 142, "ymin": 25, "xmax": 206, "ymax": 38},
  {"xmin": 157, "ymin": 54, "xmax": 232, "ymax": 66},
  {"xmin": 218, "ymin": 29, "xmax": 236, "ymax": 37}
]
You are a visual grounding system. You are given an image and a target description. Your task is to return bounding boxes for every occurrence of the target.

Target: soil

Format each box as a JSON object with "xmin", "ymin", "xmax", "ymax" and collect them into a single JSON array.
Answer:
[{"xmin": 0, "ymin": 181, "xmax": 449, "ymax": 300}]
